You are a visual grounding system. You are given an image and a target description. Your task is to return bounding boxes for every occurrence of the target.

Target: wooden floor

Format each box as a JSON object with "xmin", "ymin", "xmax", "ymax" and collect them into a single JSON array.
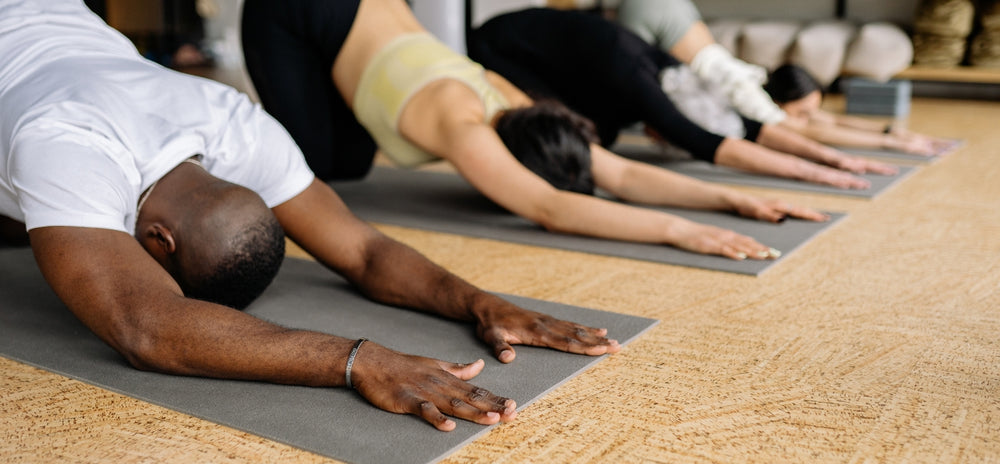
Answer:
[{"xmin": 3, "ymin": 95, "xmax": 999, "ymax": 463}]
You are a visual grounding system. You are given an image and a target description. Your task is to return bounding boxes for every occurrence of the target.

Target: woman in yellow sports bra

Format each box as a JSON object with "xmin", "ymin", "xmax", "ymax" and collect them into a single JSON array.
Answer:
[{"xmin": 243, "ymin": 0, "xmax": 828, "ymax": 262}]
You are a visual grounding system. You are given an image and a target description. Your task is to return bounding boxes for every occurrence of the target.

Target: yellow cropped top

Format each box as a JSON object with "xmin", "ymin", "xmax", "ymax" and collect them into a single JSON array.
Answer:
[{"xmin": 353, "ymin": 33, "xmax": 510, "ymax": 167}]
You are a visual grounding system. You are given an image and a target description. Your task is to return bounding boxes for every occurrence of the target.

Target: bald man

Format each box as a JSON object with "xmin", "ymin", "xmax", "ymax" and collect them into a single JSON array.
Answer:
[{"xmin": 0, "ymin": 0, "xmax": 619, "ymax": 431}]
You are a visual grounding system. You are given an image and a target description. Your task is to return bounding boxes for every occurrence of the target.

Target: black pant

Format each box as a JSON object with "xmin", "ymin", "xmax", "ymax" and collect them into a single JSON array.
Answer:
[
  {"xmin": 467, "ymin": 8, "xmax": 763, "ymax": 162},
  {"xmin": 241, "ymin": 0, "xmax": 376, "ymax": 180}
]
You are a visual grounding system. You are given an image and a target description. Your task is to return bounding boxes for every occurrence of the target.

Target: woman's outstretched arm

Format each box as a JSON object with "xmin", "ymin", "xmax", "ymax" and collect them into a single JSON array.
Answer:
[
  {"xmin": 755, "ymin": 123, "xmax": 899, "ymax": 175},
  {"xmin": 401, "ymin": 82, "xmax": 784, "ymax": 260},
  {"xmin": 791, "ymin": 110, "xmax": 954, "ymax": 156},
  {"xmin": 588, "ymin": 144, "xmax": 828, "ymax": 224}
]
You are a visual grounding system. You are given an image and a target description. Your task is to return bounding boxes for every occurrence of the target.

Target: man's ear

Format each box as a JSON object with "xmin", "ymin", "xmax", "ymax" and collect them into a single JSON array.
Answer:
[{"xmin": 140, "ymin": 223, "xmax": 176, "ymax": 259}]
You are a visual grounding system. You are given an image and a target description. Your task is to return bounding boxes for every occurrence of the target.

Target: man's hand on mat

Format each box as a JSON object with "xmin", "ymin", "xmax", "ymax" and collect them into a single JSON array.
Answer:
[
  {"xmin": 349, "ymin": 342, "xmax": 517, "ymax": 431},
  {"xmin": 669, "ymin": 220, "xmax": 780, "ymax": 260},
  {"xmin": 472, "ymin": 305, "xmax": 621, "ymax": 363},
  {"xmin": 731, "ymin": 196, "xmax": 830, "ymax": 223}
]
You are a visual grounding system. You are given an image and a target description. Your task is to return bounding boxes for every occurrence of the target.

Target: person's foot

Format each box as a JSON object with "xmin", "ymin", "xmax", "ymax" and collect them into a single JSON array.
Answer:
[
  {"xmin": 691, "ymin": 44, "xmax": 767, "ymax": 87},
  {"xmin": 690, "ymin": 44, "xmax": 785, "ymax": 123},
  {"xmin": 726, "ymin": 81, "xmax": 787, "ymax": 124}
]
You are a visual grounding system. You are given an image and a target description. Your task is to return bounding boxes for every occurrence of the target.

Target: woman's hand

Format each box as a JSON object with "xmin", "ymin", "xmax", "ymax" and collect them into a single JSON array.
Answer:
[
  {"xmin": 730, "ymin": 196, "xmax": 830, "ymax": 223},
  {"xmin": 350, "ymin": 342, "xmax": 517, "ymax": 431},
  {"xmin": 890, "ymin": 131, "xmax": 954, "ymax": 156},
  {"xmin": 471, "ymin": 302, "xmax": 621, "ymax": 363},
  {"xmin": 668, "ymin": 219, "xmax": 781, "ymax": 260},
  {"xmin": 828, "ymin": 152, "xmax": 899, "ymax": 176},
  {"xmin": 795, "ymin": 161, "xmax": 873, "ymax": 189}
]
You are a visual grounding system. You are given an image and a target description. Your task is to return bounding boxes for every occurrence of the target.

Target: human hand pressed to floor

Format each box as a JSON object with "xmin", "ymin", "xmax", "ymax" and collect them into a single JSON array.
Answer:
[
  {"xmin": 471, "ymin": 303, "xmax": 621, "ymax": 363},
  {"xmin": 892, "ymin": 132, "xmax": 954, "ymax": 156},
  {"xmin": 798, "ymin": 162, "xmax": 872, "ymax": 189},
  {"xmin": 731, "ymin": 196, "xmax": 830, "ymax": 223},
  {"xmin": 349, "ymin": 342, "xmax": 517, "ymax": 431},
  {"xmin": 668, "ymin": 219, "xmax": 780, "ymax": 260},
  {"xmin": 829, "ymin": 153, "xmax": 898, "ymax": 176}
]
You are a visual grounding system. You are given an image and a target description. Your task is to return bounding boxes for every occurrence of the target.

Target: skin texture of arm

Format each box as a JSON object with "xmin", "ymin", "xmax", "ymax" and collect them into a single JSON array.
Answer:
[
  {"xmin": 589, "ymin": 144, "xmax": 828, "ymax": 224},
  {"xmin": 399, "ymin": 80, "xmax": 786, "ymax": 260},
  {"xmin": 272, "ymin": 179, "xmax": 619, "ymax": 363},
  {"xmin": 755, "ymin": 123, "xmax": 898, "ymax": 176},
  {"xmin": 799, "ymin": 110, "xmax": 952, "ymax": 156},
  {"xmin": 713, "ymin": 136, "xmax": 874, "ymax": 190},
  {"xmin": 28, "ymin": 225, "xmax": 516, "ymax": 431}
]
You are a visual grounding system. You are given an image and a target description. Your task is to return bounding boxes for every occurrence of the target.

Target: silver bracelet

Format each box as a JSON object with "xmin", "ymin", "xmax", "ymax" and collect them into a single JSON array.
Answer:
[{"xmin": 345, "ymin": 338, "xmax": 368, "ymax": 389}]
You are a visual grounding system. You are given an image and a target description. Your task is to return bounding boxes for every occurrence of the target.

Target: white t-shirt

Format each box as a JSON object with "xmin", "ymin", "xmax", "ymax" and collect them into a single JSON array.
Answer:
[{"xmin": 0, "ymin": 0, "xmax": 314, "ymax": 235}]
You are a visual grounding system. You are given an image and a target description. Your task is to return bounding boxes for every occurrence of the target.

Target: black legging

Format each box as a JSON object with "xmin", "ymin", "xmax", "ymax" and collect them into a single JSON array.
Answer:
[
  {"xmin": 468, "ymin": 8, "xmax": 760, "ymax": 162},
  {"xmin": 241, "ymin": 0, "xmax": 375, "ymax": 180}
]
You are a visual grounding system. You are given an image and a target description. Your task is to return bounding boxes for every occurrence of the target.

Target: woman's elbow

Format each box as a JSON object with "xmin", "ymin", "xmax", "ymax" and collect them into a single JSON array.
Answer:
[{"xmin": 522, "ymin": 194, "xmax": 581, "ymax": 235}]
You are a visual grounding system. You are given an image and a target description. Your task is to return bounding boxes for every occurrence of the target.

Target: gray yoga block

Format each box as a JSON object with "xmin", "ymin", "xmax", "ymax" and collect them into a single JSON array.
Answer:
[{"xmin": 843, "ymin": 77, "xmax": 912, "ymax": 117}]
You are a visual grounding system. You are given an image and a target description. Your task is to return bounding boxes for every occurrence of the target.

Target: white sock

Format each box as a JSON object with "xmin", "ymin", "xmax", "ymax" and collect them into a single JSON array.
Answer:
[
  {"xmin": 728, "ymin": 81, "xmax": 787, "ymax": 124},
  {"xmin": 689, "ymin": 44, "xmax": 785, "ymax": 124},
  {"xmin": 690, "ymin": 44, "xmax": 767, "ymax": 87}
]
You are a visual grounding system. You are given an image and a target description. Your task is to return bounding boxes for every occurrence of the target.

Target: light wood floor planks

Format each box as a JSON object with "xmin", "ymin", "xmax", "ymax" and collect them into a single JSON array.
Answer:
[{"xmin": 3, "ymin": 95, "xmax": 999, "ymax": 463}]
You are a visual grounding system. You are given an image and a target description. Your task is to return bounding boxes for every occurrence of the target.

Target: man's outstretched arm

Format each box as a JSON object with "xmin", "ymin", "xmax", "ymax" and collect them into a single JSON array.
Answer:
[
  {"xmin": 29, "ymin": 226, "xmax": 514, "ymax": 431},
  {"xmin": 272, "ymin": 179, "xmax": 621, "ymax": 363}
]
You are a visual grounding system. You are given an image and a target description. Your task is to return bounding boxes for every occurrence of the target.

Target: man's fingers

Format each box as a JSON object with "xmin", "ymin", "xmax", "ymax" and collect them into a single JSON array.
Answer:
[
  {"xmin": 355, "ymin": 346, "xmax": 520, "ymax": 432},
  {"xmin": 483, "ymin": 314, "xmax": 619, "ymax": 358},
  {"xmin": 439, "ymin": 358, "xmax": 485, "ymax": 380},
  {"xmin": 414, "ymin": 400, "xmax": 456, "ymax": 432},
  {"xmin": 531, "ymin": 322, "xmax": 620, "ymax": 356},
  {"xmin": 489, "ymin": 336, "xmax": 517, "ymax": 364},
  {"xmin": 405, "ymin": 362, "xmax": 516, "ymax": 429}
]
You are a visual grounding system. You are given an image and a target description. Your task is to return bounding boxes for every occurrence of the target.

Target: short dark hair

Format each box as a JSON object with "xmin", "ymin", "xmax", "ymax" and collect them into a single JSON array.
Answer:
[
  {"xmin": 494, "ymin": 99, "xmax": 598, "ymax": 195},
  {"xmin": 182, "ymin": 213, "xmax": 286, "ymax": 310},
  {"xmin": 764, "ymin": 64, "xmax": 823, "ymax": 104}
]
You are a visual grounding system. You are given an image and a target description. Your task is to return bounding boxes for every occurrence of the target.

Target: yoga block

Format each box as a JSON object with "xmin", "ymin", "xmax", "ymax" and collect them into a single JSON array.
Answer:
[{"xmin": 843, "ymin": 77, "xmax": 912, "ymax": 116}]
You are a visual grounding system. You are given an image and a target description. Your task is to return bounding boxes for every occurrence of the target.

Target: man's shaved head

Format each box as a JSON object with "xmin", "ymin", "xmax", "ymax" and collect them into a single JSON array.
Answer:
[{"xmin": 136, "ymin": 161, "xmax": 285, "ymax": 309}]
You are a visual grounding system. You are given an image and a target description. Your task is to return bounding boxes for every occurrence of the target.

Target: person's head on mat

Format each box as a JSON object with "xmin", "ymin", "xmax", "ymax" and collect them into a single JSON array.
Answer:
[
  {"xmin": 241, "ymin": 0, "xmax": 834, "ymax": 264},
  {"xmin": 2, "ymin": 1, "xmax": 625, "ymax": 435},
  {"xmin": 133, "ymin": 159, "xmax": 285, "ymax": 310},
  {"xmin": 763, "ymin": 64, "xmax": 824, "ymax": 123},
  {"xmin": 495, "ymin": 100, "xmax": 598, "ymax": 195}
]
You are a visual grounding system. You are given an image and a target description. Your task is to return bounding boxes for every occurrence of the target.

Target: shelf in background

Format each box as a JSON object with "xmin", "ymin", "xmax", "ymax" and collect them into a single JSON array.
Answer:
[{"xmin": 895, "ymin": 66, "xmax": 1000, "ymax": 84}]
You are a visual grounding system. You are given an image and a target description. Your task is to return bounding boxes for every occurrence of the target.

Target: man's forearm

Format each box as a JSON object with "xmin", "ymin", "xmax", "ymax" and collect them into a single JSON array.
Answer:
[
  {"xmin": 128, "ymin": 297, "xmax": 358, "ymax": 386},
  {"xmin": 274, "ymin": 179, "xmax": 488, "ymax": 322},
  {"xmin": 347, "ymin": 232, "xmax": 485, "ymax": 321}
]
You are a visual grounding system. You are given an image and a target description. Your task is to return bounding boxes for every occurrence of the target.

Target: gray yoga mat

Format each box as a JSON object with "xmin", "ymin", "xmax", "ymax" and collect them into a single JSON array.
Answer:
[
  {"xmin": 610, "ymin": 143, "xmax": 917, "ymax": 199},
  {"xmin": 0, "ymin": 247, "xmax": 657, "ymax": 464},
  {"xmin": 660, "ymin": 160, "xmax": 916, "ymax": 198},
  {"xmin": 836, "ymin": 138, "xmax": 964, "ymax": 162},
  {"xmin": 330, "ymin": 167, "xmax": 845, "ymax": 276}
]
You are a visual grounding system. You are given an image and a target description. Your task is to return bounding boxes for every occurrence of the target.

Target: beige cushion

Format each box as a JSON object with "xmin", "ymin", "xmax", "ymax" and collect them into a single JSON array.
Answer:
[
  {"xmin": 844, "ymin": 22, "xmax": 915, "ymax": 81},
  {"xmin": 789, "ymin": 20, "xmax": 857, "ymax": 87},
  {"xmin": 738, "ymin": 21, "xmax": 801, "ymax": 71}
]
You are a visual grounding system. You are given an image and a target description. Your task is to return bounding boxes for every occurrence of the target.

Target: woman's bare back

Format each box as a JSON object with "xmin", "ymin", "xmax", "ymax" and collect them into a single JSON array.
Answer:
[{"xmin": 332, "ymin": 0, "xmax": 425, "ymax": 104}]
